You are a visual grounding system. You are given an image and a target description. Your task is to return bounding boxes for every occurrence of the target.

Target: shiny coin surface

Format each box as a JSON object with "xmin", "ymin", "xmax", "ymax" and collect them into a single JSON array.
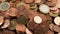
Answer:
[
  {"xmin": 39, "ymin": 4, "xmax": 50, "ymax": 13},
  {"xmin": 54, "ymin": 17, "xmax": 60, "ymax": 25},
  {"xmin": 34, "ymin": 16, "xmax": 42, "ymax": 24}
]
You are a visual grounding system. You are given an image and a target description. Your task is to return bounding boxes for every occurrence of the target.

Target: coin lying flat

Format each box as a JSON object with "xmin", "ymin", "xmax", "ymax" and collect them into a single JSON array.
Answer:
[
  {"xmin": 5, "ymin": 8, "xmax": 18, "ymax": 17},
  {"xmin": 0, "ymin": 2, "xmax": 10, "ymax": 11},
  {"xmin": 34, "ymin": 16, "xmax": 42, "ymax": 24},
  {"xmin": 16, "ymin": 24, "xmax": 26, "ymax": 32},
  {"xmin": 16, "ymin": 15, "xmax": 28, "ymax": 25},
  {"xmin": 39, "ymin": 4, "xmax": 50, "ymax": 13},
  {"xmin": 54, "ymin": 17, "xmax": 60, "ymax": 25},
  {"xmin": 8, "ymin": 19, "xmax": 17, "ymax": 30},
  {"xmin": 27, "ymin": 20, "xmax": 37, "ymax": 30}
]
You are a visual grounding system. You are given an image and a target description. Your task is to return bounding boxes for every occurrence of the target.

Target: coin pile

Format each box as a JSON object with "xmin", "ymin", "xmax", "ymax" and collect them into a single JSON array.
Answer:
[{"xmin": 0, "ymin": 0, "xmax": 60, "ymax": 34}]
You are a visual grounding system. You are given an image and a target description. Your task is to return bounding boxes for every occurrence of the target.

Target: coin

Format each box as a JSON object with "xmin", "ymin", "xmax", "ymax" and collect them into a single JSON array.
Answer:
[
  {"xmin": 0, "ymin": 2, "xmax": 10, "ymax": 11},
  {"xmin": 16, "ymin": 24, "xmax": 26, "ymax": 32},
  {"xmin": 54, "ymin": 16, "xmax": 60, "ymax": 25},
  {"xmin": 1, "ymin": 19, "xmax": 10, "ymax": 28},
  {"xmin": 53, "ymin": 25, "xmax": 60, "ymax": 32},
  {"xmin": 27, "ymin": 20, "xmax": 38, "ymax": 30},
  {"xmin": 39, "ymin": 4, "xmax": 50, "ymax": 13},
  {"xmin": 34, "ymin": 16, "xmax": 42, "ymax": 24}
]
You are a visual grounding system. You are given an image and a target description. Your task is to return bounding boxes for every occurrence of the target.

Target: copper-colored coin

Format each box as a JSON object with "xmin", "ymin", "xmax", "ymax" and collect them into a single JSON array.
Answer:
[
  {"xmin": 16, "ymin": 24, "xmax": 26, "ymax": 32},
  {"xmin": 45, "ymin": 0, "xmax": 57, "ymax": 7},
  {"xmin": 8, "ymin": 19, "xmax": 17, "ymax": 30},
  {"xmin": 1, "ymin": 19, "xmax": 10, "ymax": 28},
  {"xmin": 50, "ymin": 6, "xmax": 58, "ymax": 11},
  {"xmin": 56, "ymin": 0, "xmax": 60, "ymax": 8},
  {"xmin": 24, "ymin": 0, "xmax": 34, "ymax": 3},
  {"xmin": 27, "ymin": 20, "xmax": 37, "ymax": 30},
  {"xmin": 5, "ymin": 8, "xmax": 18, "ymax": 17},
  {"xmin": 53, "ymin": 25, "xmax": 60, "ymax": 32},
  {"xmin": 40, "ymin": 22, "xmax": 49, "ymax": 33},
  {"xmin": 25, "ymin": 4, "xmax": 30, "ymax": 10},
  {"xmin": 16, "ymin": 5, "xmax": 26, "ymax": 15}
]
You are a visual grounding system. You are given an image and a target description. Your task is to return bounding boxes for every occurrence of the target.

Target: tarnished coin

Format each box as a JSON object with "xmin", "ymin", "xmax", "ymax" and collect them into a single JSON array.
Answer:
[
  {"xmin": 0, "ymin": 2, "xmax": 10, "ymax": 11},
  {"xmin": 8, "ymin": 19, "xmax": 17, "ymax": 30},
  {"xmin": 16, "ymin": 15, "xmax": 28, "ymax": 25},
  {"xmin": 16, "ymin": 2, "xmax": 25, "ymax": 8},
  {"xmin": 27, "ymin": 20, "xmax": 37, "ymax": 30}
]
